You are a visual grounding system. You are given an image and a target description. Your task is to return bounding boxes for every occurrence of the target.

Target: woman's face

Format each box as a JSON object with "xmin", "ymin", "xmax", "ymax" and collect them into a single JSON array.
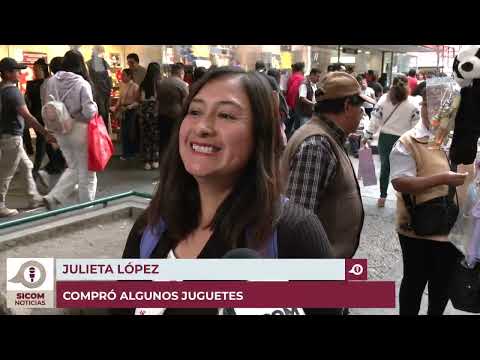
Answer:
[
  {"xmin": 121, "ymin": 72, "xmax": 131, "ymax": 83},
  {"xmin": 33, "ymin": 64, "xmax": 44, "ymax": 80},
  {"xmin": 179, "ymin": 76, "xmax": 255, "ymax": 185}
]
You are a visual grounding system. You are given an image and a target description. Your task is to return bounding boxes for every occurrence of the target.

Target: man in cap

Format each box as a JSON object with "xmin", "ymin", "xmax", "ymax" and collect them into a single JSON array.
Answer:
[
  {"xmin": 0, "ymin": 57, "xmax": 56, "ymax": 217},
  {"xmin": 282, "ymin": 71, "xmax": 375, "ymax": 258},
  {"xmin": 87, "ymin": 46, "xmax": 113, "ymax": 130}
]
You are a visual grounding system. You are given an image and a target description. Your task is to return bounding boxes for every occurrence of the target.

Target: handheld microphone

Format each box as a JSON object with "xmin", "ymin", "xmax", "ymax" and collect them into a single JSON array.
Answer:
[
  {"xmin": 219, "ymin": 248, "xmax": 305, "ymax": 315},
  {"xmin": 222, "ymin": 248, "xmax": 261, "ymax": 259}
]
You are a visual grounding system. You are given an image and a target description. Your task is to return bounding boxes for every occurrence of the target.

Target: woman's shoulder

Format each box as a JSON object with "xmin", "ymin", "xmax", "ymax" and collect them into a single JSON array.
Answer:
[
  {"xmin": 407, "ymin": 95, "xmax": 421, "ymax": 107},
  {"xmin": 377, "ymin": 93, "xmax": 388, "ymax": 105},
  {"xmin": 398, "ymin": 127, "xmax": 418, "ymax": 148},
  {"xmin": 77, "ymin": 78, "xmax": 93, "ymax": 92},
  {"xmin": 122, "ymin": 211, "xmax": 149, "ymax": 258},
  {"xmin": 276, "ymin": 200, "xmax": 332, "ymax": 258}
]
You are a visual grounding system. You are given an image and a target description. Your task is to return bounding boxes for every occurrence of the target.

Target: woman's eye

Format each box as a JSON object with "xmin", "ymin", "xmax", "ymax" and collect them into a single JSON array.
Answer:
[
  {"xmin": 219, "ymin": 112, "xmax": 236, "ymax": 120},
  {"xmin": 188, "ymin": 109, "xmax": 201, "ymax": 116}
]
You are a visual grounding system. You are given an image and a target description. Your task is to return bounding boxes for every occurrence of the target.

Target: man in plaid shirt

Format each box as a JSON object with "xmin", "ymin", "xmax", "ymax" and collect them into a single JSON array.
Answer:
[
  {"xmin": 286, "ymin": 116, "xmax": 344, "ymax": 214},
  {"xmin": 282, "ymin": 71, "xmax": 375, "ymax": 259}
]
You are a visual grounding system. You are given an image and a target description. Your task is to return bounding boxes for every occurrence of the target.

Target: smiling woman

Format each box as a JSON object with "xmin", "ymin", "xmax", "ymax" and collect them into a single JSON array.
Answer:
[
  {"xmin": 146, "ymin": 67, "xmax": 285, "ymax": 254},
  {"xmin": 121, "ymin": 67, "xmax": 335, "ymax": 315}
]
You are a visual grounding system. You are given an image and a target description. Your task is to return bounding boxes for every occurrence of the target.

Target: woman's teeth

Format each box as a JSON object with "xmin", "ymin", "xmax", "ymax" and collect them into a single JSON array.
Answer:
[{"xmin": 192, "ymin": 144, "xmax": 217, "ymax": 154}]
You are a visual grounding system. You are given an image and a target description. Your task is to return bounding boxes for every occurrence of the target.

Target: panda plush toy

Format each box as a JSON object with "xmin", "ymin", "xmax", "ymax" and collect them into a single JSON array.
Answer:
[{"xmin": 450, "ymin": 45, "xmax": 480, "ymax": 165}]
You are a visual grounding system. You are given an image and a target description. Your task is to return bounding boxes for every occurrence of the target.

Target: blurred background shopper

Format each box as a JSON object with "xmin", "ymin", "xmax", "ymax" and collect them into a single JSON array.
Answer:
[
  {"xmin": 294, "ymin": 68, "xmax": 321, "ymax": 131},
  {"xmin": 43, "ymin": 50, "xmax": 98, "ymax": 209},
  {"xmin": 0, "ymin": 57, "xmax": 54, "ymax": 217},
  {"xmin": 155, "ymin": 62, "xmax": 189, "ymax": 162},
  {"xmin": 39, "ymin": 56, "xmax": 67, "ymax": 182},
  {"xmin": 364, "ymin": 74, "xmax": 420, "ymax": 208},
  {"xmin": 285, "ymin": 62, "xmax": 305, "ymax": 137},
  {"xmin": 111, "ymin": 68, "xmax": 139, "ymax": 160},
  {"xmin": 25, "ymin": 58, "xmax": 51, "ymax": 179},
  {"xmin": 139, "ymin": 62, "xmax": 162, "ymax": 170},
  {"xmin": 127, "ymin": 53, "xmax": 146, "ymax": 86},
  {"xmin": 87, "ymin": 45, "xmax": 113, "ymax": 131}
]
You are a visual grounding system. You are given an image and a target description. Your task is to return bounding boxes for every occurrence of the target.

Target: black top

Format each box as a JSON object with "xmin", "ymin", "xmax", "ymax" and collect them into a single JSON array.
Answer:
[
  {"xmin": 25, "ymin": 79, "xmax": 44, "ymax": 123},
  {"xmin": 156, "ymin": 77, "xmax": 189, "ymax": 120},
  {"xmin": 261, "ymin": 73, "xmax": 289, "ymax": 124},
  {"xmin": 0, "ymin": 83, "xmax": 26, "ymax": 136},
  {"xmin": 87, "ymin": 57, "xmax": 112, "ymax": 98},
  {"xmin": 117, "ymin": 201, "xmax": 341, "ymax": 315}
]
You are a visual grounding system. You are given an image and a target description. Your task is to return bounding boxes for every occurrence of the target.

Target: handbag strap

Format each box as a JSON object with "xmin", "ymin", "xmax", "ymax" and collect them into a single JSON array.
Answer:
[
  {"xmin": 382, "ymin": 102, "xmax": 401, "ymax": 127},
  {"xmin": 401, "ymin": 192, "xmax": 416, "ymax": 218}
]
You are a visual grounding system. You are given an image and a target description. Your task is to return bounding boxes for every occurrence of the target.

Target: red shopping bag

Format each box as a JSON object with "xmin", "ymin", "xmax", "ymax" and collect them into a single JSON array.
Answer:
[{"xmin": 88, "ymin": 113, "xmax": 114, "ymax": 172}]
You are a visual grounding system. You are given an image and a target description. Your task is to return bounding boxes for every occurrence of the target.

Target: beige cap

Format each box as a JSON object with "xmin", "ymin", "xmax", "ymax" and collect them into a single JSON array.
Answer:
[{"xmin": 316, "ymin": 71, "xmax": 376, "ymax": 105}]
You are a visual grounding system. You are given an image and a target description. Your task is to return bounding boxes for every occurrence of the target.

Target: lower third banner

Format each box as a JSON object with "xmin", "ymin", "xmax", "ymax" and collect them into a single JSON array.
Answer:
[{"xmin": 56, "ymin": 281, "xmax": 395, "ymax": 308}]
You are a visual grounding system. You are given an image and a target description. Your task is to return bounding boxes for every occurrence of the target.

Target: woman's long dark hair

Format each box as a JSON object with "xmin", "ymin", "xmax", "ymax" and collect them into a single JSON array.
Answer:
[
  {"xmin": 62, "ymin": 50, "xmax": 91, "ymax": 83},
  {"xmin": 140, "ymin": 62, "xmax": 161, "ymax": 99},
  {"xmin": 388, "ymin": 74, "xmax": 409, "ymax": 105},
  {"xmin": 146, "ymin": 66, "xmax": 283, "ymax": 251},
  {"xmin": 33, "ymin": 58, "xmax": 50, "ymax": 79}
]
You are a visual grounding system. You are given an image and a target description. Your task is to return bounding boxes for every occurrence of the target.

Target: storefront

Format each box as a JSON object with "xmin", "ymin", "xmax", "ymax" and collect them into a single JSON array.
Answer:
[
  {"xmin": 210, "ymin": 46, "xmax": 236, "ymax": 67},
  {"xmin": 310, "ymin": 45, "xmax": 340, "ymax": 73},
  {"xmin": 408, "ymin": 45, "xmax": 458, "ymax": 76},
  {"xmin": 313, "ymin": 45, "xmax": 383, "ymax": 75},
  {"xmin": 0, "ymin": 45, "xmax": 164, "ymax": 142},
  {"xmin": 232, "ymin": 45, "xmax": 263, "ymax": 71},
  {"xmin": 318, "ymin": 45, "xmax": 437, "ymax": 87},
  {"xmin": 0, "ymin": 45, "xmax": 163, "ymax": 93}
]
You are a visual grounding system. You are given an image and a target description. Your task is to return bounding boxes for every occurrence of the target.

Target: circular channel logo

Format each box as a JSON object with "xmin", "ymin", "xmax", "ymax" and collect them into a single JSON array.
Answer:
[{"xmin": 8, "ymin": 260, "xmax": 47, "ymax": 289}]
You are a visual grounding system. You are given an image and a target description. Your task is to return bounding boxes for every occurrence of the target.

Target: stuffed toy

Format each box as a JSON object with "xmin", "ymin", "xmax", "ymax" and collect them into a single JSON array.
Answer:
[{"xmin": 450, "ymin": 45, "xmax": 480, "ymax": 165}]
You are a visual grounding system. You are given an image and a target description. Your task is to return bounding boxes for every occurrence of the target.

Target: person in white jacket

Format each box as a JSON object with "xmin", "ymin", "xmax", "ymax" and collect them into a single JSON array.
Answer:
[
  {"xmin": 363, "ymin": 74, "xmax": 420, "ymax": 208},
  {"xmin": 43, "ymin": 50, "xmax": 98, "ymax": 209}
]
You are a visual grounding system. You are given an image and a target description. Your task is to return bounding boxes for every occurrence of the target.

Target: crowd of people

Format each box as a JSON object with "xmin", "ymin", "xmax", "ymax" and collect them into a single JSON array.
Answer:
[
  {"xmin": 0, "ymin": 49, "xmax": 192, "ymax": 215},
  {"xmin": 0, "ymin": 50, "xmax": 470, "ymax": 315}
]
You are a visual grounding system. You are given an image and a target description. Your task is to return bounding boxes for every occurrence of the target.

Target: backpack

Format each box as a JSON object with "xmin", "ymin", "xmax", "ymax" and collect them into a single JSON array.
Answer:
[{"xmin": 41, "ymin": 81, "xmax": 75, "ymax": 134}]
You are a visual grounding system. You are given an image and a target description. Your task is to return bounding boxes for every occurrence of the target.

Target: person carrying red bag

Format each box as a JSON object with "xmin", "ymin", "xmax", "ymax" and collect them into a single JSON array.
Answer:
[{"xmin": 42, "ymin": 50, "xmax": 98, "ymax": 210}]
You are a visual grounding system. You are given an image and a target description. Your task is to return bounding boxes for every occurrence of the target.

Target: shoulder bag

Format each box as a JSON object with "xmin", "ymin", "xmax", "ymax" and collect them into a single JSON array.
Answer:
[{"xmin": 401, "ymin": 154, "xmax": 459, "ymax": 236}]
